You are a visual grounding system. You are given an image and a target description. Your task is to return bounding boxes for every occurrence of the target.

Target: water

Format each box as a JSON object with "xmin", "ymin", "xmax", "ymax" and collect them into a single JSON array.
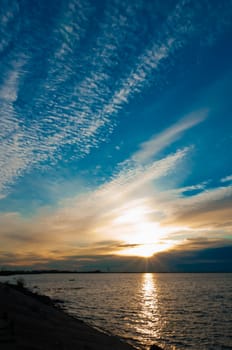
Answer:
[{"xmin": 1, "ymin": 273, "xmax": 232, "ymax": 350}]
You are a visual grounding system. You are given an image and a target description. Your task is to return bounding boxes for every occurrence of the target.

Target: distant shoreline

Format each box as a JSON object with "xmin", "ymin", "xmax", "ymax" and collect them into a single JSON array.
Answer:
[{"xmin": 1, "ymin": 270, "xmax": 232, "ymax": 276}]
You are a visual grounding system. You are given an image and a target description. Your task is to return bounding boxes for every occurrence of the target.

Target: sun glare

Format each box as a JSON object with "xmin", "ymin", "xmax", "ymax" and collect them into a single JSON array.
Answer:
[
  {"xmin": 118, "ymin": 244, "xmax": 158, "ymax": 258},
  {"xmin": 114, "ymin": 205, "xmax": 175, "ymax": 258},
  {"xmin": 117, "ymin": 241, "xmax": 174, "ymax": 258}
]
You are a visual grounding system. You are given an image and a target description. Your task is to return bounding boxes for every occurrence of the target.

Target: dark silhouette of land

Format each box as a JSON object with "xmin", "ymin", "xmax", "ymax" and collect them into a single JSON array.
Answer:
[
  {"xmin": 0, "ymin": 269, "xmax": 103, "ymax": 276},
  {"xmin": 0, "ymin": 281, "xmax": 137, "ymax": 350},
  {"xmin": 1, "ymin": 269, "xmax": 232, "ymax": 276}
]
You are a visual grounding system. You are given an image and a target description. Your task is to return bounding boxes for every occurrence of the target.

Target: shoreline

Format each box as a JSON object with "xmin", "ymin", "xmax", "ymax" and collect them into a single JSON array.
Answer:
[
  {"xmin": 1, "ymin": 271, "xmax": 231, "ymax": 277},
  {"xmin": 0, "ymin": 282, "xmax": 137, "ymax": 350}
]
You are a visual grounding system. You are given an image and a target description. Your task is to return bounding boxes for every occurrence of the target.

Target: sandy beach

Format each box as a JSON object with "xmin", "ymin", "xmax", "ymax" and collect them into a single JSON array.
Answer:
[{"xmin": 0, "ymin": 282, "xmax": 137, "ymax": 350}]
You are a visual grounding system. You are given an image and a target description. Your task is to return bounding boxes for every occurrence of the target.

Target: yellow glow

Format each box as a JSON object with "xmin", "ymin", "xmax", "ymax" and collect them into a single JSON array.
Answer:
[
  {"xmin": 114, "ymin": 206, "xmax": 147, "ymax": 224},
  {"xmin": 134, "ymin": 274, "xmax": 161, "ymax": 339},
  {"xmin": 142, "ymin": 273, "xmax": 155, "ymax": 296},
  {"xmin": 114, "ymin": 205, "xmax": 176, "ymax": 257},
  {"xmin": 117, "ymin": 241, "xmax": 174, "ymax": 257}
]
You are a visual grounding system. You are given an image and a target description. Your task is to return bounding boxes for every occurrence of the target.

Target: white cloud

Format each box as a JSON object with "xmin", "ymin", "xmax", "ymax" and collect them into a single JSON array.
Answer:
[
  {"xmin": 0, "ymin": 58, "xmax": 32, "ymax": 195},
  {"xmin": 221, "ymin": 175, "xmax": 232, "ymax": 183},
  {"xmin": 0, "ymin": 0, "xmax": 230, "ymax": 201},
  {"xmin": 132, "ymin": 110, "xmax": 207, "ymax": 163},
  {"xmin": 1, "ymin": 110, "xmax": 232, "ymax": 263},
  {"xmin": 0, "ymin": 115, "xmax": 200, "ymax": 256},
  {"xmin": 0, "ymin": 2, "xmax": 20, "ymax": 54}
]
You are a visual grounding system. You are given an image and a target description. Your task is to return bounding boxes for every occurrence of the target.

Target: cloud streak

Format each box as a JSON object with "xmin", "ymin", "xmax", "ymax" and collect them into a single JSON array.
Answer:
[
  {"xmin": 1, "ymin": 0, "xmax": 228, "ymax": 197},
  {"xmin": 1, "ymin": 113, "xmax": 231, "ymax": 266},
  {"xmin": 132, "ymin": 110, "xmax": 207, "ymax": 163},
  {"xmin": 1, "ymin": 1, "xmax": 232, "ymax": 268},
  {"xmin": 221, "ymin": 175, "xmax": 232, "ymax": 183}
]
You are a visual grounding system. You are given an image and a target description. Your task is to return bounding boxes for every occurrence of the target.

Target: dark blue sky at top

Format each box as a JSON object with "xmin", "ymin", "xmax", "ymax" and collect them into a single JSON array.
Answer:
[
  {"xmin": 0, "ymin": 0, "xmax": 232, "ymax": 270},
  {"xmin": 1, "ymin": 0, "xmax": 232, "ymax": 214}
]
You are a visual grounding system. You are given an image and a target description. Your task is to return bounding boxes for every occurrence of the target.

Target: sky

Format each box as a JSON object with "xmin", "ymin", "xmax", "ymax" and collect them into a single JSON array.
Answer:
[{"xmin": 0, "ymin": 0, "xmax": 232, "ymax": 272}]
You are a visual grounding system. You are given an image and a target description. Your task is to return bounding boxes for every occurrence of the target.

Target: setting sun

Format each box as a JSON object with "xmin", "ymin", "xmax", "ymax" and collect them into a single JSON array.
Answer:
[
  {"xmin": 114, "ymin": 205, "xmax": 175, "ymax": 257},
  {"xmin": 117, "ymin": 241, "xmax": 174, "ymax": 258}
]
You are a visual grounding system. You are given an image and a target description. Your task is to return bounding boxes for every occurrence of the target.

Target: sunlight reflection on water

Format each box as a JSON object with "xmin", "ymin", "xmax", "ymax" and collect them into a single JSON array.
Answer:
[
  {"xmin": 136, "ymin": 274, "xmax": 160, "ymax": 338},
  {"xmin": 1, "ymin": 273, "xmax": 232, "ymax": 350}
]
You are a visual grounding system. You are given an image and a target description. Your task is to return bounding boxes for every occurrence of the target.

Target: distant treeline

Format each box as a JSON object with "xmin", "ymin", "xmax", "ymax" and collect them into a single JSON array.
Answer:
[{"xmin": 0, "ymin": 269, "xmax": 102, "ymax": 276}]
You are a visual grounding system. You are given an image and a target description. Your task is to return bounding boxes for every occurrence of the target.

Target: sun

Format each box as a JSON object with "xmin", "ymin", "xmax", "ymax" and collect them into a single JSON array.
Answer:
[
  {"xmin": 117, "ymin": 243, "xmax": 158, "ymax": 258},
  {"xmin": 114, "ymin": 205, "xmax": 174, "ymax": 258},
  {"xmin": 117, "ymin": 241, "xmax": 173, "ymax": 258},
  {"xmin": 131, "ymin": 244, "xmax": 157, "ymax": 258}
]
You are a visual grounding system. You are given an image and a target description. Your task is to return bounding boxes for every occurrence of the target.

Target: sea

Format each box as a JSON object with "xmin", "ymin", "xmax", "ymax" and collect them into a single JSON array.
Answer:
[{"xmin": 1, "ymin": 273, "xmax": 232, "ymax": 350}]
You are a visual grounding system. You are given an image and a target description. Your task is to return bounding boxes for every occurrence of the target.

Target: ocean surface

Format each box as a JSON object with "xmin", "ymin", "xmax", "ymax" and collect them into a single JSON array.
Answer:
[{"xmin": 1, "ymin": 273, "xmax": 232, "ymax": 350}]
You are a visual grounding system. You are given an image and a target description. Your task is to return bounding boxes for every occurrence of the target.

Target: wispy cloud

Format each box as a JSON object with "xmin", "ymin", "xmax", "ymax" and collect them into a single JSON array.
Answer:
[
  {"xmin": 0, "ymin": 0, "xmax": 222, "ymax": 197},
  {"xmin": 132, "ymin": 110, "xmax": 207, "ymax": 164},
  {"xmin": 1, "ymin": 114, "xmax": 225, "ymax": 264},
  {"xmin": 0, "ymin": 2, "xmax": 20, "ymax": 54},
  {"xmin": 221, "ymin": 175, "xmax": 232, "ymax": 183},
  {"xmin": 165, "ymin": 185, "xmax": 232, "ymax": 230},
  {"xmin": 1, "ymin": 1, "xmax": 232, "ymax": 267},
  {"xmin": 0, "ymin": 58, "xmax": 32, "ymax": 196}
]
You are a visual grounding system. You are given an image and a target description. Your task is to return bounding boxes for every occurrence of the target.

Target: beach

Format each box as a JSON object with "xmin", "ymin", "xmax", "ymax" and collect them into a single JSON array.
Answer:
[{"xmin": 0, "ymin": 282, "xmax": 137, "ymax": 350}]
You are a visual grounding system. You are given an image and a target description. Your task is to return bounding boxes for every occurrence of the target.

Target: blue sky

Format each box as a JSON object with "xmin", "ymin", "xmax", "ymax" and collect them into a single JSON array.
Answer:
[{"xmin": 0, "ymin": 0, "xmax": 232, "ymax": 270}]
